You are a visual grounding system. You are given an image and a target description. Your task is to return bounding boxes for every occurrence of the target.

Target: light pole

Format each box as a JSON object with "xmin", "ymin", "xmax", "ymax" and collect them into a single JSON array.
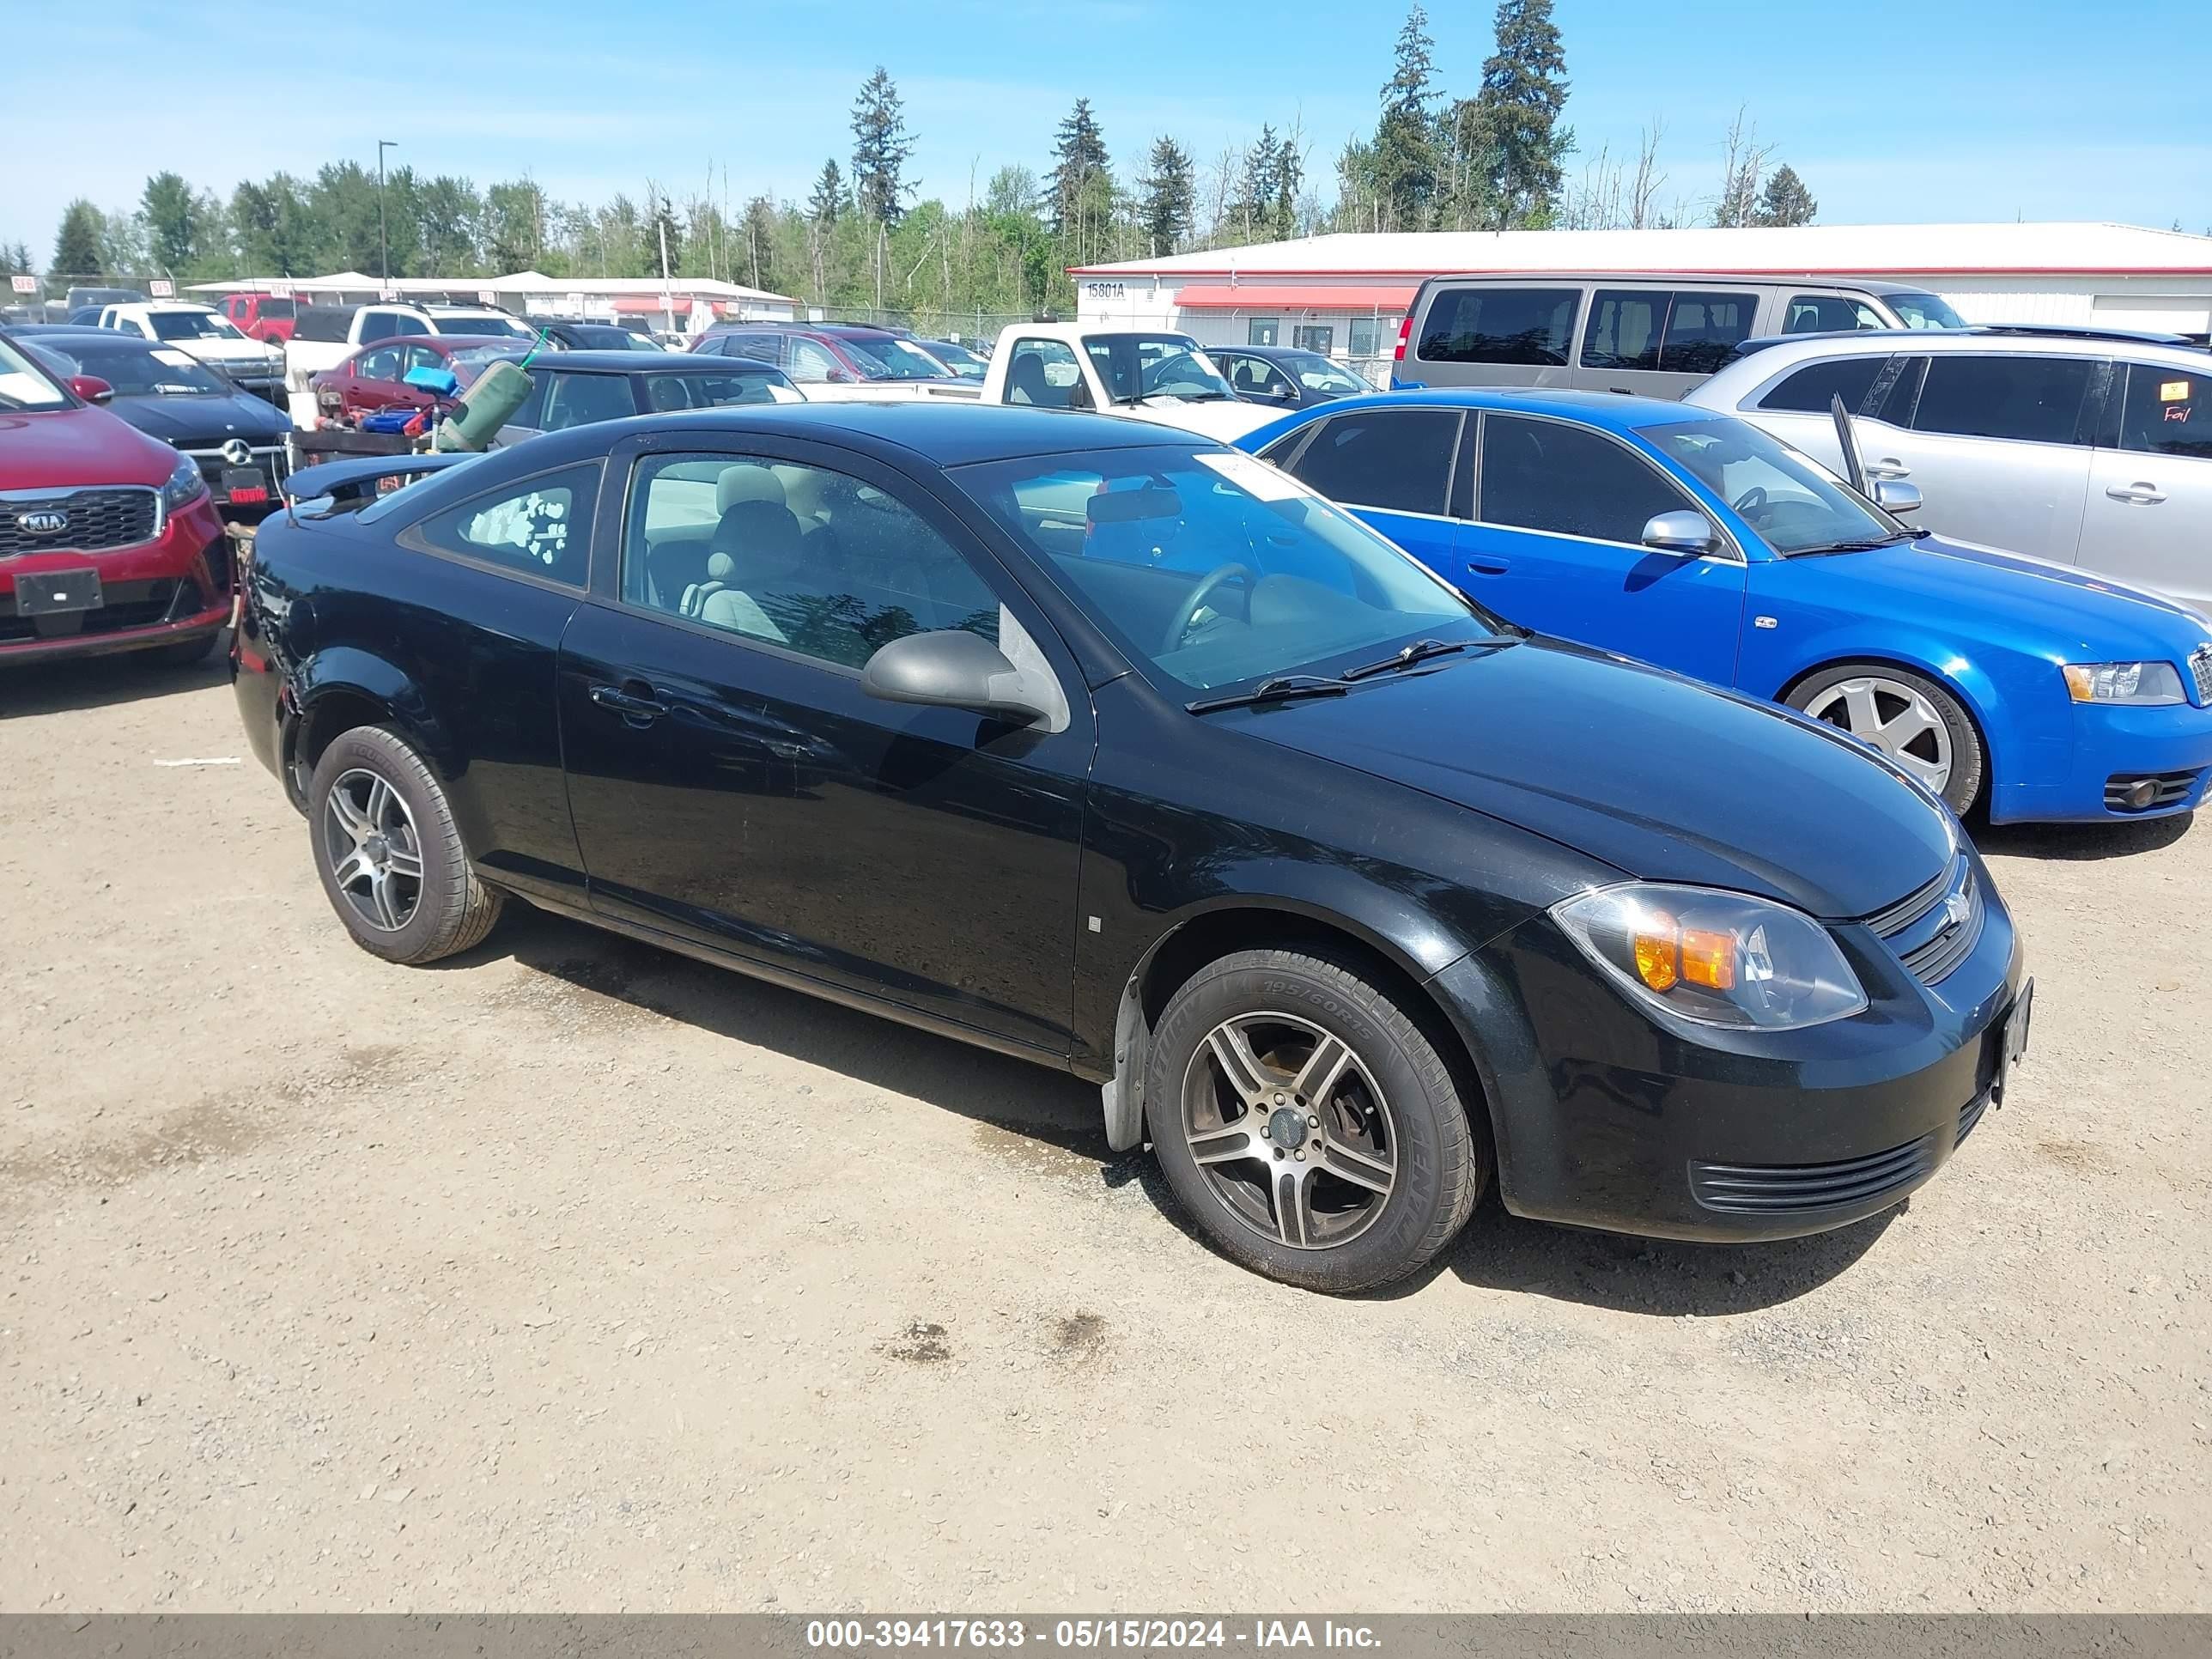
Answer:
[{"xmin": 376, "ymin": 140, "xmax": 398, "ymax": 286}]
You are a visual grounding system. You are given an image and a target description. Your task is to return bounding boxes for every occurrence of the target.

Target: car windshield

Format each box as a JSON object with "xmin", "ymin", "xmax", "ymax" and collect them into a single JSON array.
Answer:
[
  {"xmin": 841, "ymin": 334, "xmax": 955, "ymax": 380},
  {"xmin": 439, "ymin": 314, "xmax": 535, "ymax": 338},
  {"xmin": 0, "ymin": 337, "xmax": 72, "ymax": 409},
  {"xmin": 257, "ymin": 298, "xmax": 296, "ymax": 319},
  {"xmin": 31, "ymin": 341, "xmax": 227, "ymax": 396},
  {"xmin": 1283, "ymin": 351, "xmax": 1369, "ymax": 394},
  {"xmin": 150, "ymin": 310, "xmax": 245, "ymax": 342},
  {"xmin": 925, "ymin": 341, "xmax": 987, "ymax": 375},
  {"xmin": 568, "ymin": 326, "xmax": 659, "ymax": 350},
  {"xmin": 638, "ymin": 370, "xmax": 799, "ymax": 410},
  {"xmin": 447, "ymin": 345, "xmax": 520, "ymax": 372},
  {"xmin": 955, "ymin": 445, "xmax": 1493, "ymax": 695},
  {"xmin": 1643, "ymin": 416, "xmax": 1910, "ymax": 556},
  {"xmin": 1085, "ymin": 335, "xmax": 1237, "ymax": 403},
  {"xmin": 1890, "ymin": 291, "xmax": 1965, "ymax": 330}
]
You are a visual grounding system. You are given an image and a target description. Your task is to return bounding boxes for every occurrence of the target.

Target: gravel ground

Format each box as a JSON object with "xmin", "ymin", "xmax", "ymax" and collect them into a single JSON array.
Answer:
[{"xmin": 2, "ymin": 653, "xmax": 2207, "ymax": 1613}]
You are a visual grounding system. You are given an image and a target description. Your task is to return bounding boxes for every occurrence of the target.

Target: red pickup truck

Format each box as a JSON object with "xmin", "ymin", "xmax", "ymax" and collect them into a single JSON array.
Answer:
[
  {"xmin": 222, "ymin": 292, "xmax": 306, "ymax": 344},
  {"xmin": 0, "ymin": 334, "xmax": 231, "ymax": 666}
]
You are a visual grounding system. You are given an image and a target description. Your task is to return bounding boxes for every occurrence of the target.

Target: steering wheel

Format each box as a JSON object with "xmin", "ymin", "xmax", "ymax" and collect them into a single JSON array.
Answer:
[
  {"xmin": 1731, "ymin": 485, "xmax": 1770, "ymax": 519},
  {"xmin": 1162, "ymin": 562, "xmax": 1255, "ymax": 654}
]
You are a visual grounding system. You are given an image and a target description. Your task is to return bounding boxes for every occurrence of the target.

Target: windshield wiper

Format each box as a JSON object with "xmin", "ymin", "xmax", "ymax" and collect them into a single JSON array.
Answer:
[
  {"xmin": 1786, "ymin": 531, "xmax": 1921, "ymax": 556},
  {"xmin": 1340, "ymin": 636, "xmax": 1516, "ymax": 680},
  {"xmin": 1186, "ymin": 675, "xmax": 1352, "ymax": 714}
]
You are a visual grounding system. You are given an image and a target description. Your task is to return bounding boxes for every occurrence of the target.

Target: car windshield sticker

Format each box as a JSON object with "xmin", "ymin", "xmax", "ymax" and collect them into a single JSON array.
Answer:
[
  {"xmin": 1194, "ymin": 450, "xmax": 1314, "ymax": 502},
  {"xmin": 2160, "ymin": 380, "xmax": 2191, "ymax": 402},
  {"xmin": 154, "ymin": 349, "xmax": 197, "ymax": 368}
]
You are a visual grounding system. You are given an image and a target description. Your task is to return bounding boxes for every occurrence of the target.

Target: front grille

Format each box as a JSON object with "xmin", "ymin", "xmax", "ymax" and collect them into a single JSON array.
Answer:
[
  {"xmin": 1869, "ymin": 850, "xmax": 1984, "ymax": 986},
  {"xmin": 1690, "ymin": 1130, "xmax": 1941, "ymax": 1215},
  {"xmin": 2105, "ymin": 770, "xmax": 2199, "ymax": 812},
  {"xmin": 181, "ymin": 445, "xmax": 290, "ymax": 490},
  {"xmin": 0, "ymin": 489, "xmax": 160, "ymax": 557},
  {"xmin": 1955, "ymin": 1087, "xmax": 1993, "ymax": 1147},
  {"xmin": 2189, "ymin": 645, "xmax": 2211, "ymax": 706},
  {"xmin": 0, "ymin": 577, "xmax": 192, "ymax": 645}
]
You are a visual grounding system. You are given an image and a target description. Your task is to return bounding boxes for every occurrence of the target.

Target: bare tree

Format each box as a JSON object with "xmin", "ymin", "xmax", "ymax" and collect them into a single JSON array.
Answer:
[
  {"xmin": 1712, "ymin": 106, "xmax": 1772, "ymax": 228},
  {"xmin": 1629, "ymin": 118, "xmax": 1667, "ymax": 229}
]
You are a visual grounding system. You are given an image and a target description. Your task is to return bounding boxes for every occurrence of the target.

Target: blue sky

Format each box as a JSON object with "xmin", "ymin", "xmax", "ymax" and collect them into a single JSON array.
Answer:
[{"xmin": 8, "ymin": 0, "xmax": 2209, "ymax": 263}]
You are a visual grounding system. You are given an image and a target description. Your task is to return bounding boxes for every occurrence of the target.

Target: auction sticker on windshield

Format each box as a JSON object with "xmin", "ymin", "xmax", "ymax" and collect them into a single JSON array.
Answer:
[{"xmin": 1194, "ymin": 450, "xmax": 1313, "ymax": 503}]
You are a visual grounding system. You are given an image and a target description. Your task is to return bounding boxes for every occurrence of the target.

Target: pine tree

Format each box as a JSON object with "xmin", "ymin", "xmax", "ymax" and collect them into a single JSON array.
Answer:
[
  {"xmin": 1476, "ymin": 0, "xmax": 1571, "ymax": 227},
  {"xmin": 1137, "ymin": 137, "xmax": 1194, "ymax": 255},
  {"xmin": 53, "ymin": 199, "xmax": 104, "ymax": 277},
  {"xmin": 850, "ymin": 68, "xmax": 915, "ymax": 226},
  {"xmin": 1047, "ymin": 98, "xmax": 1112, "ymax": 245},
  {"xmin": 1751, "ymin": 163, "xmax": 1817, "ymax": 227},
  {"xmin": 809, "ymin": 160, "xmax": 844, "ymax": 226},
  {"xmin": 1234, "ymin": 125, "xmax": 1279, "ymax": 240},
  {"xmin": 739, "ymin": 196, "xmax": 780, "ymax": 291},
  {"xmin": 1272, "ymin": 133, "xmax": 1304, "ymax": 239},
  {"xmin": 1372, "ymin": 6, "xmax": 1439, "ymax": 231}
]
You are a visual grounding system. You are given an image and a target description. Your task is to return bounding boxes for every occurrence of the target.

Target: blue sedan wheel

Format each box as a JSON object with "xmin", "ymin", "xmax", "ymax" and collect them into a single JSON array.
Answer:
[{"xmin": 1787, "ymin": 662, "xmax": 1985, "ymax": 816}]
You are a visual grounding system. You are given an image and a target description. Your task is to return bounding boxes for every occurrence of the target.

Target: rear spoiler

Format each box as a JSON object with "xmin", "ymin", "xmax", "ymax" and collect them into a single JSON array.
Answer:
[{"xmin": 281, "ymin": 452, "xmax": 480, "ymax": 514}]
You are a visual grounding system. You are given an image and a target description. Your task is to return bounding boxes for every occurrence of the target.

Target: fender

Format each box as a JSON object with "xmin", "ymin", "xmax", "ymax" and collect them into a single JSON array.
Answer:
[{"xmin": 294, "ymin": 646, "xmax": 458, "ymax": 780}]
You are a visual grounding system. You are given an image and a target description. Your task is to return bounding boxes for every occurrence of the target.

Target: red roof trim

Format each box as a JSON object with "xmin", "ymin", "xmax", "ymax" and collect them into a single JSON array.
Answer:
[{"xmin": 1070, "ymin": 264, "xmax": 2212, "ymax": 280}]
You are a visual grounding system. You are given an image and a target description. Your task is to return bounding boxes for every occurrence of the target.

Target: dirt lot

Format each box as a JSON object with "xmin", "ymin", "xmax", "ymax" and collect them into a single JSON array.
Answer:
[{"xmin": 2, "ymin": 653, "xmax": 2207, "ymax": 1613}]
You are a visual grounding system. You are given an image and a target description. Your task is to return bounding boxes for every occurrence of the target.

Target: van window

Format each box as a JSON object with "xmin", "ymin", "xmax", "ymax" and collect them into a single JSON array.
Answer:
[
  {"xmin": 1911, "ymin": 356, "xmax": 2095, "ymax": 447},
  {"xmin": 1583, "ymin": 290, "xmax": 1757, "ymax": 374},
  {"xmin": 1755, "ymin": 356, "xmax": 1887, "ymax": 415},
  {"xmin": 1416, "ymin": 288, "xmax": 1578, "ymax": 366},
  {"xmin": 2116, "ymin": 363, "xmax": 2212, "ymax": 460},
  {"xmin": 1784, "ymin": 294, "xmax": 1887, "ymax": 333}
]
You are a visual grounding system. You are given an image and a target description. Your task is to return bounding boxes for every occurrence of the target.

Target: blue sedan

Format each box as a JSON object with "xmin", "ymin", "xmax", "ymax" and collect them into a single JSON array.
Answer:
[{"xmin": 1241, "ymin": 390, "xmax": 2212, "ymax": 823}]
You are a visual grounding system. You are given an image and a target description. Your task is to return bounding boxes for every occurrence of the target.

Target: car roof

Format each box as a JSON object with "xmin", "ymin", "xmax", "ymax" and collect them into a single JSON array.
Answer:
[
  {"xmin": 501, "ymin": 349, "xmax": 787, "ymax": 374},
  {"xmin": 495, "ymin": 400, "xmax": 1199, "ymax": 471},
  {"xmin": 1702, "ymin": 326, "xmax": 2212, "ymax": 384},
  {"xmin": 1223, "ymin": 343, "xmax": 1332, "ymax": 362},
  {"xmin": 1419, "ymin": 270, "xmax": 1942, "ymax": 295},
  {"xmin": 1305, "ymin": 386, "xmax": 1711, "ymax": 432}
]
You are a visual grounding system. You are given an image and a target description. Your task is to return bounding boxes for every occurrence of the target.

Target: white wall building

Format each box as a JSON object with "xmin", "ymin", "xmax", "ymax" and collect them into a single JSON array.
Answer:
[
  {"xmin": 1071, "ymin": 222, "xmax": 2212, "ymax": 377},
  {"xmin": 188, "ymin": 270, "xmax": 798, "ymax": 328}
]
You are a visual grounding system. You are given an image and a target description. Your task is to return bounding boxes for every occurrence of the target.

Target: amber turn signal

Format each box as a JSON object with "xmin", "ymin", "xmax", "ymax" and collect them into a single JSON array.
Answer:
[{"xmin": 1632, "ymin": 914, "xmax": 1740, "ymax": 994}]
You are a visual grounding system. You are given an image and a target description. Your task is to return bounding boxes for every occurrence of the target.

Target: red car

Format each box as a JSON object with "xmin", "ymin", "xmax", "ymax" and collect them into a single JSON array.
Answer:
[
  {"xmin": 221, "ymin": 292, "xmax": 307, "ymax": 344},
  {"xmin": 1, "ymin": 334, "xmax": 231, "ymax": 666},
  {"xmin": 308, "ymin": 335, "xmax": 520, "ymax": 426}
]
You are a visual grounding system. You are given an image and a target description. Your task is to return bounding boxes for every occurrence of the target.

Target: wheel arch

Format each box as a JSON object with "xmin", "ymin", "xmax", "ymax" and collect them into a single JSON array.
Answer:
[
  {"xmin": 1772, "ymin": 646, "xmax": 2006, "ymax": 807},
  {"xmin": 286, "ymin": 648, "xmax": 455, "ymax": 811},
  {"xmin": 1100, "ymin": 896, "xmax": 1498, "ymax": 1161}
]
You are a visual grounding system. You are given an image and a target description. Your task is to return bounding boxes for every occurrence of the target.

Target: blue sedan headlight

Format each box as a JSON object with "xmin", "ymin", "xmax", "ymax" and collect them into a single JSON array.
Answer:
[
  {"xmin": 161, "ymin": 453, "xmax": 207, "ymax": 514},
  {"xmin": 1553, "ymin": 883, "xmax": 1869, "ymax": 1030},
  {"xmin": 2061, "ymin": 661, "xmax": 2186, "ymax": 705}
]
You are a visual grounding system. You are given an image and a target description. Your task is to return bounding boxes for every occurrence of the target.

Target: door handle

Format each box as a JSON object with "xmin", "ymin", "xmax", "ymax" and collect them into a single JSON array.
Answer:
[
  {"xmin": 589, "ymin": 682, "xmax": 668, "ymax": 725},
  {"xmin": 1866, "ymin": 459, "xmax": 1911, "ymax": 479},
  {"xmin": 1465, "ymin": 556, "xmax": 1511, "ymax": 575},
  {"xmin": 2106, "ymin": 483, "xmax": 2167, "ymax": 505}
]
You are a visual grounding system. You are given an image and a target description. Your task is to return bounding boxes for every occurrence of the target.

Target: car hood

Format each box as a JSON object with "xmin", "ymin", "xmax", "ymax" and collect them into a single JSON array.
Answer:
[
  {"xmin": 1224, "ymin": 639, "xmax": 1955, "ymax": 920},
  {"xmin": 1119, "ymin": 398, "xmax": 1280, "ymax": 441},
  {"xmin": 173, "ymin": 338, "xmax": 284, "ymax": 368},
  {"xmin": 1806, "ymin": 534, "xmax": 2212, "ymax": 655},
  {"xmin": 108, "ymin": 391, "xmax": 292, "ymax": 447},
  {"xmin": 0, "ymin": 404, "xmax": 179, "ymax": 488}
]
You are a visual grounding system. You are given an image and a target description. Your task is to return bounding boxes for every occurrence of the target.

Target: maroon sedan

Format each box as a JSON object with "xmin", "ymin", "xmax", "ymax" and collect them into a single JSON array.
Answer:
[
  {"xmin": 0, "ymin": 335, "xmax": 231, "ymax": 666},
  {"xmin": 309, "ymin": 335, "xmax": 522, "ymax": 426}
]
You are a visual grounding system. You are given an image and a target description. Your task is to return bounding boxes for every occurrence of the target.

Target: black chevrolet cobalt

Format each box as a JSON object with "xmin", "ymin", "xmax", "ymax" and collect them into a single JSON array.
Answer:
[{"xmin": 233, "ymin": 404, "xmax": 2030, "ymax": 1291}]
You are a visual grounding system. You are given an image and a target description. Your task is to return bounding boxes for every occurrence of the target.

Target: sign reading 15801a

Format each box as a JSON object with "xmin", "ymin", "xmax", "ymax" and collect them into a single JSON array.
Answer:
[{"xmin": 1083, "ymin": 282, "xmax": 1127, "ymax": 299}]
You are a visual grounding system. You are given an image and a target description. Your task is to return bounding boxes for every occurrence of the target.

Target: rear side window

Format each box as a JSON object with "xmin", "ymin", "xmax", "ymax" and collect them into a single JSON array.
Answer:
[
  {"xmin": 1276, "ymin": 409, "xmax": 1460, "ymax": 515},
  {"xmin": 357, "ymin": 345, "xmax": 403, "ymax": 381},
  {"xmin": 2116, "ymin": 363, "xmax": 2212, "ymax": 460},
  {"xmin": 1911, "ymin": 356, "xmax": 2095, "ymax": 446},
  {"xmin": 1756, "ymin": 356, "xmax": 1886, "ymax": 415},
  {"xmin": 1416, "ymin": 287, "xmax": 1578, "ymax": 366},
  {"xmin": 1784, "ymin": 294, "xmax": 1886, "ymax": 333},
  {"xmin": 539, "ymin": 371, "xmax": 640, "ymax": 431},
  {"xmin": 1478, "ymin": 414, "xmax": 1694, "ymax": 546},
  {"xmin": 1583, "ymin": 290, "xmax": 1758, "ymax": 374},
  {"xmin": 410, "ymin": 463, "xmax": 598, "ymax": 586}
]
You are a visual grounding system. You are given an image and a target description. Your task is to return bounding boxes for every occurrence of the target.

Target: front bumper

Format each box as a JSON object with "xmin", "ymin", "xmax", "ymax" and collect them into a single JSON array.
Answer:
[
  {"xmin": 0, "ymin": 494, "xmax": 230, "ymax": 663},
  {"xmin": 1428, "ymin": 861, "xmax": 2026, "ymax": 1243},
  {"xmin": 1990, "ymin": 698, "xmax": 2212, "ymax": 823}
]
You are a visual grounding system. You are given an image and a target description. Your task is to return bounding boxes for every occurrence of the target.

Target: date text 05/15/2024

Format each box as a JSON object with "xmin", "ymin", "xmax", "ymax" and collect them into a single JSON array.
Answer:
[{"xmin": 803, "ymin": 1620, "xmax": 1382, "ymax": 1650}]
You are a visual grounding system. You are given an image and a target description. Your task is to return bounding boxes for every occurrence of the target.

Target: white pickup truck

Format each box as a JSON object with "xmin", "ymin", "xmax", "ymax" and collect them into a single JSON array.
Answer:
[
  {"xmin": 975, "ymin": 321, "xmax": 1278, "ymax": 442},
  {"xmin": 283, "ymin": 301, "xmax": 537, "ymax": 394},
  {"xmin": 96, "ymin": 302, "xmax": 288, "ymax": 404}
]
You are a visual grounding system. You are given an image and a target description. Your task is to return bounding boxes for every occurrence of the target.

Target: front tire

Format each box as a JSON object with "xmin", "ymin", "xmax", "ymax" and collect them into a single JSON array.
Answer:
[
  {"xmin": 1146, "ymin": 947, "xmax": 1486, "ymax": 1293},
  {"xmin": 1786, "ymin": 661, "xmax": 1984, "ymax": 816},
  {"xmin": 307, "ymin": 725, "xmax": 502, "ymax": 964}
]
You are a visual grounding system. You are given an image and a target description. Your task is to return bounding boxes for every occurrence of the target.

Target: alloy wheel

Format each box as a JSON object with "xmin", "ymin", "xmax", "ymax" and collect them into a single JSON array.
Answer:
[
  {"xmin": 1179, "ymin": 1011, "xmax": 1397, "ymax": 1250},
  {"xmin": 321, "ymin": 769, "xmax": 425, "ymax": 933},
  {"xmin": 1799, "ymin": 675, "xmax": 1954, "ymax": 794}
]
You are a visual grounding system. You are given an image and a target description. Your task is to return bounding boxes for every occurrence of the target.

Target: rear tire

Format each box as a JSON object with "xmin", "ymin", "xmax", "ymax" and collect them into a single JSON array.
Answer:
[
  {"xmin": 1786, "ymin": 661, "xmax": 1984, "ymax": 816},
  {"xmin": 307, "ymin": 725, "xmax": 502, "ymax": 964},
  {"xmin": 1146, "ymin": 947, "xmax": 1486, "ymax": 1293}
]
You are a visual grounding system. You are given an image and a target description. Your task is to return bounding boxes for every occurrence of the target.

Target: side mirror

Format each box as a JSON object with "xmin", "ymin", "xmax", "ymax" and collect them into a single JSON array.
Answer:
[
  {"xmin": 1641, "ymin": 509, "xmax": 1720, "ymax": 556},
  {"xmin": 825, "ymin": 368, "xmax": 855, "ymax": 384},
  {"xmin": 69, "ymin": 375, "xmax": 114, "ymax": 404},
  {"xmin": 1067, "ymin": 379, "xmax": 1095, "ymax": 411},
  {"xmin": 862, "ymin": 629, "xmax": 1049, "ymax": 726},
  {"xmin": 1871, "ymin": 478, "xmax": 1923, "ymax": 516}
]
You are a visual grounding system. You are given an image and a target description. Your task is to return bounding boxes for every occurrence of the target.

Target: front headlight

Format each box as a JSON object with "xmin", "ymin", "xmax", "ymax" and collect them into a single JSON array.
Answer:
[
  {"xmin": 1551, "ymin": 884, "xmax": 1869, "ymax": 1030},
  {"xmin": 160, "ymin": 453, "xmax": 207, "ymax": 513},
  {"xmin": 2061, "ymin": 660, "xmax": 2185, "ymax": 705}
]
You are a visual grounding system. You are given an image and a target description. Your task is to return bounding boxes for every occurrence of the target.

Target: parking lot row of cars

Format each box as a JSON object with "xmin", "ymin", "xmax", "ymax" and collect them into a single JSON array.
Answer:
[{"xmin": 7, "ymin": 265, "xmax": 2208, "ymax": 1291}]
